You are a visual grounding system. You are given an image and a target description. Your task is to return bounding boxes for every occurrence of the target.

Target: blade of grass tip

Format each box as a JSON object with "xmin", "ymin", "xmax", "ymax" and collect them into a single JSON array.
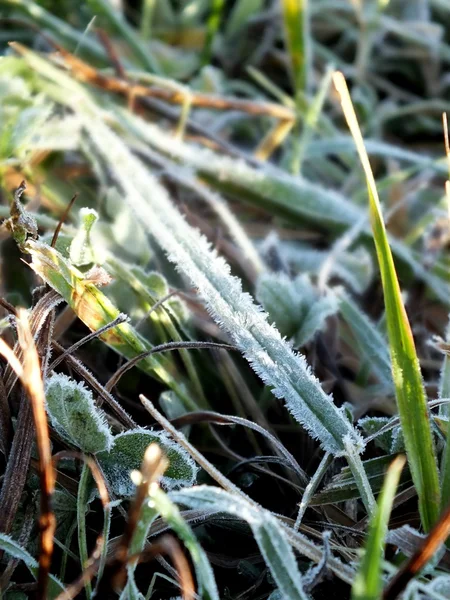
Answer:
[
  {"xmin": 15, "ymin": 309, "xmax": 56, "ymax": 599},
  {"xmin": 281, "ymin": 0, "xmax": 310, "ymax": 102},
  {"xmin": 140, "ymin": 0, "xmax": 155, "ymax": 41},
  {"xmin": 85, "ymin": 0, "xmax": 161, "ymax": 74},
  {"xmin": 333, "ymin": 71, "xmax": 441, "ymax": 532},
  {"xmin": 438, "ymin": 113, "xmax": 450, "ymax": 513},
  {"xmin": 352, "ymin": 455, "xmax": 406, "ymax": 600},
  {"xmin": 201, "ymin": 0, "xmax": 225, "ymax": 66},
  {"xmin": 295, "ymin": 453, "xmax": 332, "ymax": 530},
  {"xmin": 280, "ymin": 0, "xmax": 311, "ymax": 174}
]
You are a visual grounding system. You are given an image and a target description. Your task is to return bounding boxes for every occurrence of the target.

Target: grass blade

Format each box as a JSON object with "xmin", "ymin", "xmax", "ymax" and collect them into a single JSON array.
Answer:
[
  {"xmin": 281, "ymin": 0, "xmax": 311, "ymax": 173},
  {"xmin": 281, "ymin": 0, "xmax": 310, "ymax": 100},
  {"xmin": 333, "ymin": 71, "xmax": 441, "ymax": 532},
  {"xmin": 151, "ymin": 488, "xmax": 220, "ymax": 600},
  {"xmin": 352, "ymin": 455, "xmax": 406, "ymax": 600},
  {"xmin": 24, "ymin": 239, "xmax": 198, "ymax": 411},
  {"xmin": 170, "ymin": 486, "xmax": 309, "ymax": 600}
]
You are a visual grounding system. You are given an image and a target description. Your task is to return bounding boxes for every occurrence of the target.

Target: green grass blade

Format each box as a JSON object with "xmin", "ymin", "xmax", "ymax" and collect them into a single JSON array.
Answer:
[
  {"xmin": 201, "ymin": 0, "xmax": 225, "ymax": 66},
  {"xmin": 439, "ymin": 322, "xmax": 450, "ymax": 511},
  {"xmin": 151, "ymin": 488, "xmax": 220, "ymax": 600},
  {"xmin": 333, "ymin": 71, "xmax": 441, "ymax": 532},
  {"xmin": 281, "ymin": 0, "xmax": 310, "ymax": 100},
  {"xmin": 281, "ymin": 0, "xmax": 311, "ymax": 174},
  {"xmin": 85, "ymin": 0, "xmax": 161, "ymax": 73},
  {"xmin": 77, "ymin": 463, "xmax": 92, "ymax": 599},
  {"xmin": 352, "ymin": 455, "xmax": 406, "ymax": 600}
]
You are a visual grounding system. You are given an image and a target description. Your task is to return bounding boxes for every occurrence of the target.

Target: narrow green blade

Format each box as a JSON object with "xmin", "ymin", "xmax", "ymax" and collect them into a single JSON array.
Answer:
[
  {"xmin": 352, "ymin": 456, "xmax": 406, "ymax": 600},
  {"xmin": 333, "ymin": 71, "xmax": 441, "ymax": 532}
]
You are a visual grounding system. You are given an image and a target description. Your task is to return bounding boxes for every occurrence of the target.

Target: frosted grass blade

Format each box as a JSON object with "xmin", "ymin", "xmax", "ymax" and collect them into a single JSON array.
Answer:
[
  {"xmin": 151, "ymin": 488, "xmax": 219, "ymax": 600},
  {"xmin": 81, "ymin": 108, "xmax": 376, "ymax": 512},
  {"xmin": 333, "ymin": 71, "xmax": 441, "ymax": 532},
  {"xmin": 0, "ymin": 533, "xmax": 65, "ymax": 598},
  {"xmin": 80, "ymin": 114, "xmax": 362, "ymax": 455}
]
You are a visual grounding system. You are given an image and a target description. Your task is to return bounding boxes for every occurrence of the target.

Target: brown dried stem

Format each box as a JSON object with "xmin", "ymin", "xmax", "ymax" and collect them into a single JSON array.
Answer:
[
  {"xmin": 5, "ymin": 309, "xmax": 56, "ymax": 599},
  {"xmin": 105, "ymin": 340, "xmax": 236, "ymax": 393},
  {"xmin": 383, "ymin": 499, "xmax": 450, "ymax": 599},
  {"xmin": 10, "ymin": 42, "xmax": 295, "ymax": 122}
]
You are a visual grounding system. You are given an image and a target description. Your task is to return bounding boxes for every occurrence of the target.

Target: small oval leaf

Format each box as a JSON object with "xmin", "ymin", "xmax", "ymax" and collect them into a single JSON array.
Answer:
[
  {"xmin": 97, "ymin": 429, "xmax": 198, "ymax": 497},
  {"xmin": 45, "ymin": 373, "xmax": 113, "ymax": 454}
]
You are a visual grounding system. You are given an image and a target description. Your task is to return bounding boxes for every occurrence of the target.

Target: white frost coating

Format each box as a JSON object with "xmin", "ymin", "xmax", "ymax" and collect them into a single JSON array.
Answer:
[
  {"xmin": 82, "ymin": 113, "xmax": 365, "ymax": 457},
  {"xmin": 97, "ymin": 428, "xmax": 198, "ymax": 497}
]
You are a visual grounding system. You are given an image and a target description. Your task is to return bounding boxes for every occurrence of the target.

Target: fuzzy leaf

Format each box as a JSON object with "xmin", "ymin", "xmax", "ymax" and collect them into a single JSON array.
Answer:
[
  {"xmin": 45, "ymin": 373, "xmax": 113, "ymax": 454},
  {"xmin": 97, "ymin": 429, "xmax": 198, "ymax": 497}
]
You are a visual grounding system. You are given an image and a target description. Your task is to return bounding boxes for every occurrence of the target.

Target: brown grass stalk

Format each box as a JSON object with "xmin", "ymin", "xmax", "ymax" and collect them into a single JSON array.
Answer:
[{"xmin": 0, "ymin": 309, "xmax": 56, "ymax": 599}]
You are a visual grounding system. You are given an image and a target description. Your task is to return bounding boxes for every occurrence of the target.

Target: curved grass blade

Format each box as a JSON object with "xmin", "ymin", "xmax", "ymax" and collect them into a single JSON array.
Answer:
[
  {"xmin": 150, "ymin": 488, "xmax": 219, "ymax": 600},
  {"xmin": 170, "ymin": 486, "xmax": 308, "ymax": 600},
  {"xmin": 333, "ymin": 71, "xmax": 441, "ymax": 532},
  {"xmin": 352, "ymin": 455, "xmax": 406, "ymax": 600}
]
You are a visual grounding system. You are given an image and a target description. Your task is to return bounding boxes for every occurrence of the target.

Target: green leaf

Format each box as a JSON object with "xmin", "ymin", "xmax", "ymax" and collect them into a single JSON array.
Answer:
[
  {"xmin": 333, "ymin": 71, "xmax": 441, "ymax": 532},
  {"xmin": 352, "ymin": 456, "xmax": 406, "ymax": 600},
  {"xmin": 97, "ymin": 429, "xmax": 198, "ymax": 497},
  {"xmin": 45, "ymin": 373, "xmax": 113, "ymax": 454},
  {"xmin": 25, "ymin": 239, "xmax": 196, "ymax": 410}
]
